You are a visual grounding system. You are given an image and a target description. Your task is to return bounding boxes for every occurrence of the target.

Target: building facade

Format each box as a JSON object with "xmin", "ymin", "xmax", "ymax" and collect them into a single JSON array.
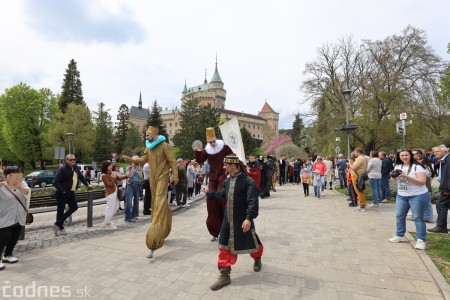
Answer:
[{"xmin": 129, "ymin": 61, "xmax": 279, "ymax": 142}]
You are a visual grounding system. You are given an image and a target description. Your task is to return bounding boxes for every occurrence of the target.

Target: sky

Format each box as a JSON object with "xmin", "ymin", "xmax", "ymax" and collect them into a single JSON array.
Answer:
[{"xmin": 0, "ymin": 0, "xmax": 449, "ymax": 129}]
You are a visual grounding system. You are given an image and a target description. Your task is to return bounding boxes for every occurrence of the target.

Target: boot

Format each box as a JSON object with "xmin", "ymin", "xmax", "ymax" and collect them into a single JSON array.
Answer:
[
  {"xmin": 210, "ymin": 267, "xmax": 231, "ymax": 291},
  {"xmin": 253, "ymin": 258, "xmax": 262, "ymax": 272},
  {"xmin": 329, "ymin": 182, "xmax": 333, "ymax": 190}
]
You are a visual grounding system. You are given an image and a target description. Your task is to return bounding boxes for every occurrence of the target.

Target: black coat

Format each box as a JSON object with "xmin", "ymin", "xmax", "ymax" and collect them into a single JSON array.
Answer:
[
  {"xmin": 439, "ymin": 154, "xmax": 450, "ymax": 193},
  {"xmin": 209, "ymin": 173, "xmax": 261, "ymax": 254},
  {"xmin": 53, "ymin": 164, "xmax": 89, "ymax": 196}
]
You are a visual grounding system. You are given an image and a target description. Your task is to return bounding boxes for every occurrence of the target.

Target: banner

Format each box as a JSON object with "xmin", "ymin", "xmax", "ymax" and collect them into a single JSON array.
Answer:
[{"xmin": 219, "ymin": 117, "xmax": 246, "ymax": 162}]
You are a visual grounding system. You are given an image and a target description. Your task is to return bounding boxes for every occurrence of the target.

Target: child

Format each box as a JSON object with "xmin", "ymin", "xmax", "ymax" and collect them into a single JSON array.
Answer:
[
  {"xmin": 347, "ymin": 157, "xmax": 358, "ymax": 207},
  {"xmin": 312, "ymin": 170, "xmax": 321, "ymax": 198},
  {"xmin": 300, "ymin": 164, "xmax": 310, "ymax": 197},
  {"xmin": 195, "ymin": 173, "xmax": 203, "ymax": 196}
]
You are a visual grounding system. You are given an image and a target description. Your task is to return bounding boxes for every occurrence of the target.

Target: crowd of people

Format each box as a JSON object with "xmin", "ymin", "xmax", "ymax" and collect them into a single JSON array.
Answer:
[{"xmin": 1, "ymin": 129, "xmax": 449, "ymax": 290}]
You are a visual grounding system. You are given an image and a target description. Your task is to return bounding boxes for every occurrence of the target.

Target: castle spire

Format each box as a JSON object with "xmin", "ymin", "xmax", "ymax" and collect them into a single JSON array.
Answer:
[
  {"xmin": 210, "ymin": 54, "xmax": 223, "ymax": 83},
  {"xmin": 139, "ymin": 91, "xmax": 142, "ymax": 108},
  {"xmin": 204, "ymin": 69, "xmax": 207, "ymax": 84},
  {"xmin": 183, "ymin": 79, "xmax": 187, "ymax": 93}
]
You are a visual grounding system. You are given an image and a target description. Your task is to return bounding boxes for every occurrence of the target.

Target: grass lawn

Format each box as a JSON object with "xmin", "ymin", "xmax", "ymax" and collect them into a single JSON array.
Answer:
[{"xmin": 412, "ymin": 232, "xmax": 450, "ymax": 285}]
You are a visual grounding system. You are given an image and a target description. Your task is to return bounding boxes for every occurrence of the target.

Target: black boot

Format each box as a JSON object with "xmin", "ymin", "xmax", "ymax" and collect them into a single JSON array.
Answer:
[
  {"xmin": 210, "ymin": 267, "xmax": 231, "ymax": 291},
  {"xmin": 253, "ymin": 258, "xmax": 262, "ymax": 272}
]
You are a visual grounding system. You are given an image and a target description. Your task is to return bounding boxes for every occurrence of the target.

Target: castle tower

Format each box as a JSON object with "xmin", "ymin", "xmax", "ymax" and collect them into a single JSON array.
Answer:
[
  {"xmin": 258, "ymin": 101, "xmax": 279, "ymax": 135},
  {"xmin": 208, "ymin": 57, "xmax": 226, "ymax": 109}
]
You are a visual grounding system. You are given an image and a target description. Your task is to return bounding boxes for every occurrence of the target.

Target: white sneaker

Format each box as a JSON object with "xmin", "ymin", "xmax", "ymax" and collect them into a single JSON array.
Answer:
[
  {"xmin": 51, "ymin": 224, "xmax": 60, "ymax": 237},
  {"xmin": 389, "ymin": 236, "xmax": 408, "ymax": 243},
  {"xmin": 357, "ymin": 207, "xmax": 366, "ymax": 212},
  {"xmin": 415, "ymin": 239, "xmax": 426, "ymax": 250},
  {"xmin": 59, "ymin": 229, "xmax": 67, "ymax": 235},
  {"xmin": 2, "ymin": 256, "xmax": 18, "ymax": 263},
  {"xmin": 368, "ymin": 204, "xmax": 379, "ymax": 208},
  {"xmin": 105, "ymin": 224, "xmax": 118, "ymax": 230},
  {"xmin": 0, "ymin": 261, "xmax": 4, "ymax": 270}
]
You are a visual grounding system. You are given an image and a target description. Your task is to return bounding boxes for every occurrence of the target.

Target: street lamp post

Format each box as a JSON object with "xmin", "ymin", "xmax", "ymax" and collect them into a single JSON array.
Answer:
[
  {"xmin": 340, "ymin": 89, "xmax": 358, "ymax": 157},
  {"xmin": 66, "ymin": 132, "xmax": 75, "ymax": 155}
]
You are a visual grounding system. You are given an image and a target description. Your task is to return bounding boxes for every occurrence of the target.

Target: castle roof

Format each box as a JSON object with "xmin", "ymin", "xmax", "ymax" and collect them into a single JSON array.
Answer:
[
  {"xmin": 260, "ymin": 101, "xmax": 277, "ymax": 113},
  {"xmin": 187, "ymin": 82, "xmax": 209, "ymax": 93},
  {"xmin": 129, "ymin": 106, "xmax": 149, "ymax": 119},
  {"xmin": 210, "ymin": 63, "xmax": 222, "ymax": 83},
  {"xmin": 217, "ymin": 108, "xmax": 265, "ymax": 121}
]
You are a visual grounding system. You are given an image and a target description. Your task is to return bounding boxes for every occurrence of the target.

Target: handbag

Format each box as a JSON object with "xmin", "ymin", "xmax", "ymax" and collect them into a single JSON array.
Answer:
[
  {"xmin": 5, "ymin": 185, "xmax": 33, "ymax": 225},
  {"xmin": 361, "ymin": 173, "xmax": 369, "ymax": 181}
]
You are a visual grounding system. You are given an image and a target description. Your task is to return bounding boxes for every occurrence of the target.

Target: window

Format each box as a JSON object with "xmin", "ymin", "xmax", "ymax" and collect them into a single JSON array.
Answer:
[
  {"xmin": 253, "ymin": 134, "xmax": 255, "ymax": 137},
  {"xmin": 169, "ymin": 123, "xmax": 172, "ymax": 127},
  {"xmin": 253, "ymin": 125, "xmax": 255, "ymax": 129}
]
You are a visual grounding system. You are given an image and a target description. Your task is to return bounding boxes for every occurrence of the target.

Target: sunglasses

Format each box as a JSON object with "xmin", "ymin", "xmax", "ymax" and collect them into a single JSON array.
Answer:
[
  {"xmin": 67, "ymin": 159, "xmax": 76, "ymax": 161},
  {"xmin": 209, "ymin": 140, "xmax": 216, "ymax": 144},
  {"xmin": 4, "ymin": 166, "xmax": 19, "ymax": 172}
]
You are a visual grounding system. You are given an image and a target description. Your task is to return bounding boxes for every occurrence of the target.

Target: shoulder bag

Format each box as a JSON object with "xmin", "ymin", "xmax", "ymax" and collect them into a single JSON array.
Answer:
[{"xmin": 5, "ymin": 185, "xmax": 33, "ymax": 224}]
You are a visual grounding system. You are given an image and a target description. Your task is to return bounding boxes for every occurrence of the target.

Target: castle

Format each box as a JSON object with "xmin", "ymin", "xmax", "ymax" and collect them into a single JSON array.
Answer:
[{"xmin": 129, "ymin": 61, "xmax": 279, "ymax": 143}]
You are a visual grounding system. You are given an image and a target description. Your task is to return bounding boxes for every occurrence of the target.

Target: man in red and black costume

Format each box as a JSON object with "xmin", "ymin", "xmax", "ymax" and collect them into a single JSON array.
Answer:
[
  {"xmin": 195, "ymin": 127, "xmax": 233, "ymax": 242},
  {"xmin": 246, "ymin": 153, "xmax": 261, "ymax": 192},
  {"xmin": 207, "ymin": 154, "xmax": 263, "ymax": 291}
]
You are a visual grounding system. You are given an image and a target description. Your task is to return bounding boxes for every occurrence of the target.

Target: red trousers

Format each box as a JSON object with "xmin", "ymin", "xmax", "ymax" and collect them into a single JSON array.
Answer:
[{"xmin": 218, "ymin": 244, "xmax": 264, "ymax": 267}]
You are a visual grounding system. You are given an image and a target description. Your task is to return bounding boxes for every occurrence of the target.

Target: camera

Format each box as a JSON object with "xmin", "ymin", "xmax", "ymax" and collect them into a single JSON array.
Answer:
[{"xmin": 391, "ymin": 169, "xmax": 403, "ymax": 178}]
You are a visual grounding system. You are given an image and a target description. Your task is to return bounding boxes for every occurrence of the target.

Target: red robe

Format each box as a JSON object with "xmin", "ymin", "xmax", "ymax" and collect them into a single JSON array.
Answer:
[
  {"xmin": 247, "ymin": 161, "xmax": 261, "ymax": 189},
  {"xmin": 195, "ymin": 140, "xmax": 233, "ymax": 237}
]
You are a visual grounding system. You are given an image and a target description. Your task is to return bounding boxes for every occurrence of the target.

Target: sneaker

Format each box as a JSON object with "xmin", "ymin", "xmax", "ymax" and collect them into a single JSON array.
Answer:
[
  {"xmin": 357, "ymin": 207, "xmax": 366, "ymax": 212},
  {"xmin": 368, "ymin": 204, "xmax": 379, "ymax": 208},
  {"xmin": 105, "ymin": 224, "xmax": 118, "ymax": 230},
  {"xmin": 0, "ymin": 261, "xmax": 4, "ymax": 270},
  {"xmin": 124, "ymin": 219, "xmax": 136, "ymax": 223},
  {"xmin": 406, "ymin": 215, "xmax": 414, "ymax": 221},
  {"xmin": 2, "ymin": 256, "xmax": 18, "ymax": 263},
  {"xmin": 211, "ymin": 236, "xmax": 217, "ymax": 242},
  {"xmin": 51, "ymin": 224, "xmax": 60, "ymax": 237},
  {"xmin": 59, "ymin": 229, "xmax": 67, "ymax": 235},
  {"xmin": 388, "ymin": 236, "xmax": 408, "ymax": 243},
  {"xmin": 183, "ymin": 204, "xmax": 190, "ymax": 207},
  {"xmin": 427, "ymin": 227, "xmax": 448, "ymax": 234},
  {"xmin": 381, "ymin": 199, "xmax": 389, "ymax": 203},
  {"xmin": 415, "ymin": 239, "xmax": 426, "ymax": 250},
  {"xmin": 119, "ymin": 206, "xmax": 124, "ymax": 210}
]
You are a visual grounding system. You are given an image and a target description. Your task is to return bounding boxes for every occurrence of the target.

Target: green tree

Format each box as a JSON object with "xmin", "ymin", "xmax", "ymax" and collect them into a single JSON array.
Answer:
[
  {"xmin": 123, "ymin": 123, "xmax": 143, "ymax": 155},
  {"xmin": 92, "ymin": 102, "xmax": 114, "ymax": 162},
  {"xmin": 302, "ymin": 26, "xmax": 445, "ymax": 153},
  {"xmin": 59, "ymin": 59, "xmax": 84, "ymax": 112},
  {"xmin": 240, "ymin": 127, "xmax": 257, "ymax": 155},
  {"xmin": 44, "ymin": 103, "xmax": 95, "ymax": 163},
  {"xmin": 291, "ymin": 113, "xmax": 305, "ymax": 148},
  {"xmin": 146, "ymin": 100, "xmax": 168, "ymax": 141},
  {"xmin": 173, "ymin": 95, "xmax": 220, "ymax": 159},
  {"xmin": 0, "ymin": 83, "xmax": 58, "ymax": 169},
  {"xmin": 115, "ymin": 104, "xmax": 129, "ymax": 155}
]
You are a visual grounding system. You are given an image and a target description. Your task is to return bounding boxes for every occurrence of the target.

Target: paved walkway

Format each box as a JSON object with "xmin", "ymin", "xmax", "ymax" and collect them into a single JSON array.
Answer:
[{"xmin": 2, "ymin": 185, "xmax": 449, "ymax": 299}]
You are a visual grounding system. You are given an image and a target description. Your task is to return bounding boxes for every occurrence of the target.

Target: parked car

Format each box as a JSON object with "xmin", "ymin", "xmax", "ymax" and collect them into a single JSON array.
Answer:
[{"xmin": 25, "ymin": 170, "xmax": 58, "ymax": 188}]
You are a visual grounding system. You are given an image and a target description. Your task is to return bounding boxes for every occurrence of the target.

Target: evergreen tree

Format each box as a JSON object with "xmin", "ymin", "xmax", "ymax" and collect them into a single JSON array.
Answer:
[
  {"xmin": 59, "ymin": 59, "xmax": 84, "ymax": 112},
  {"xmin": 124, "ymin": 123, "xmax": 143, "ymax": 155},
  {"xmin": 240, "ymin": 127, "xmax": 257, "ymax": 155},
  {"xmin": 92, "ymin": 102, "xmax": 114, "ymax": 162},
  {"xmin": 173, "ymin": 96, "xmax": 220, "ymax": 159},
  {"xmin": 146, "ymin": 100, "xmax": 168, "ymax": 140},
  {"xmin": 115, "ymin": 104, "xmax": 129, "ymax": 155},
  {"xmin": 291, "ymin": 113, "xmax": 305, "ymax": 148}
]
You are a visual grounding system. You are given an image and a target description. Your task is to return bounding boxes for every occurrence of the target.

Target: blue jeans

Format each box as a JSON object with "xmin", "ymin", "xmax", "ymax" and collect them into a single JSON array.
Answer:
[
  {"xmin": 320, "ymin": 176, "xmax": 325, "ymax": 191},
  {"xmin": 125, "ymin": 183, "xmax": 141, "ymax": 220},
  {"xmin": 395, "ymin": 192, "xmax": 428, "ymax": 241},
  {"xmin": 338, "ymin": 170, "xmax": 347, "ymax": 188},
  {"xmin": 314, "ymin": 186, "xmax": 321, "ymax": 198},
  {"xmin": 368, "ymin": 178, "xmax": 382, "ymax": 205},
  {"xmin": 380, "ymin": 174, "xmax": 391, "ymax": 200},
  {"xmin": 423, "ymin": 192, "xmax": 434, "ymax": 222}
]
